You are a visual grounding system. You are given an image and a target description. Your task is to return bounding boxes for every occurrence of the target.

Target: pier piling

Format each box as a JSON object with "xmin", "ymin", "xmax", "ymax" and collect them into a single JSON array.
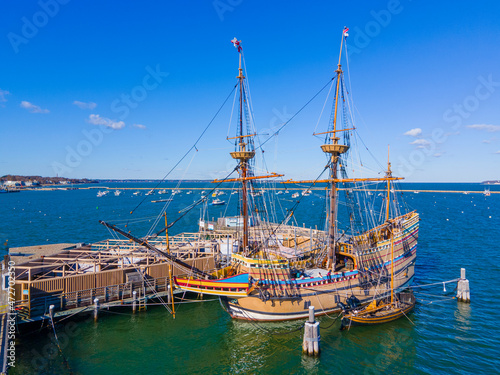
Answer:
[
  {"xmin": 49, "ymin": 304, "xmax": 54, "ymax": 321},
  {"xmin": 132, "ymin": 291, "xmax": 137, "ymax": 313},
  {"xmin": 302, "ymin": 306, "xmax": 320, "ymax": 356},
  {"xmin": 456, "ymin": 268, "xmax": 470, "ymax": 303},
  {"xmin": 94, "ymin": 298, "xmax": 99, "ymax": 322}
]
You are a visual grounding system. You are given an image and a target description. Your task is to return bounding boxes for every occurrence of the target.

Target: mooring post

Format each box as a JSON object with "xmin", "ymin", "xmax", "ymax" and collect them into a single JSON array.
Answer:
[
  {"xmin": 132, "ymin": 291, "xmax": 137, "ymax": 313},
  {"xmin": 167, "ymin": 284, "xmax": 171, "ymax": 304},
  {"xmin": 94, "ymin": 298, "xmax": 99, "ymax": 322},
  {"xmin": 456, "ymin": 268, "xmax": 470, "ymax": 303},
  {"xmin": 302, "ymin": 305, "xmax": 320, "ymax": 356},
  {"xmin": 49, "ymin": 304, "xmax": 54, "ymax": 321}
]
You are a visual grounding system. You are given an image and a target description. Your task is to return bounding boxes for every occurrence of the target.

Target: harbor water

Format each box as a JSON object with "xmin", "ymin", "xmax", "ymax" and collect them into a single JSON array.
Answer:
[{"xmin": 2, "ymin": 182, "xmax": 499, "ymax": 374}]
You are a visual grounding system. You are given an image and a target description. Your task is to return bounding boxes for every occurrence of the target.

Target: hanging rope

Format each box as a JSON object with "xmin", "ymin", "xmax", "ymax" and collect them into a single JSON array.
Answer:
[
  {"xmin": 49, "ymin": 312, "xmax": 74, "ymax": 374},
  {"xmin": 257, "ymin": 77, "xmax": 334, "ymax": 150},
  {"xmin": 128, "ymin": 83, "xmax": 238, "ymax": 217}
]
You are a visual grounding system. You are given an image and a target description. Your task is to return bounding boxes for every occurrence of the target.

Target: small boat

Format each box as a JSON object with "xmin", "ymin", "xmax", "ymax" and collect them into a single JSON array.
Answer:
[
  {"xmin": 97, "ymin": 190, "xmax": 109, "ymax": 197},
  {"xmin": 413, "ymin": 191, "xmax": 419, "ymax": 194},
  {"xmin": 158, "ymin": 189, "xmax": 167, "ymax": 194},
  {"xmin": 145, "ymin": 189, "xmax": 154, "ymax": 195},
  {"xmin": 340, "ymin": 221, "xmax": 415, "ymax": 329},
  {"xmin": 291, "ymin": 192, "xmax": 299, "ymax": 198},
  {"xmin": 340, "ymin": 291, "xmax": 416, "ymax": 329},
  {"xmin": 114, "ymin": 190, "xmax": 122, "ymax": 196},
  {"xmin": 211, "ymin": 198, "xmax": 226, "ymax": 206},
  {"xmin": 151, "ymin": 198, "xmax": 173, "ymax": 203},
  {"xmin": 484, "ymin": 188, "xmax": 491, "ymax": 197},
  {"xmin": 186, "ymin": 191, "xmax": 192, "ymax": 195},
  {"xmin": 275, "ymin": 191, "xmax": 283, "ymax": 195},
  {"xmin": 133, "ymin": 191, "xmax": 141, "ymax": 196},
  {"xmin": 302, "ymin": 189, "xmax": 311, "ymax": 196}
]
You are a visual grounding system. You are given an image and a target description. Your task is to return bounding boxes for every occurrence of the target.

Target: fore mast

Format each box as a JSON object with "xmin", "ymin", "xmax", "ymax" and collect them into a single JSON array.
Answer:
[{"xmin": 322, "ymin": 29, "xmax": 350, "ymax": 271}]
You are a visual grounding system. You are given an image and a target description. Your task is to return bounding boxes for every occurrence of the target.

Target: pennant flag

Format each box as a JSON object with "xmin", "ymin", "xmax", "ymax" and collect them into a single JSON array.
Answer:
[
  {"xmin": 231, "ymin": 37, "xmax": 242, "ymax": 52},
  {"xmin": 343, "ymin": 26, "xmax": 349, "ymax": 37}
]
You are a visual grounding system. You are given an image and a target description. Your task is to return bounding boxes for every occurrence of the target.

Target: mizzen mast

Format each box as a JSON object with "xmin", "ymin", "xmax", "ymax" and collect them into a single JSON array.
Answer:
[{"xmin": 322, "ymin": 29, "xmax": 350, "ymax": 270}]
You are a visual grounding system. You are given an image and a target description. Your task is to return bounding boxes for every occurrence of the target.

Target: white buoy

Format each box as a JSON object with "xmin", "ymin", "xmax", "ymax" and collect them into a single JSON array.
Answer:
[
  {"xmin": 456, "ymin": 268, "xmax": 470, "ymax": 303},
  {"xmin": 302, "ymin": 306, "xmax": 320, "ymax": 356}
]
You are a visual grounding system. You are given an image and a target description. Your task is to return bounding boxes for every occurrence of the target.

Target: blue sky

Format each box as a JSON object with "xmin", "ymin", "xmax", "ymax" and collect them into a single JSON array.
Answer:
[{"xmin": 1, "ymin": 0, "xmax": 499, "ymax": 182}]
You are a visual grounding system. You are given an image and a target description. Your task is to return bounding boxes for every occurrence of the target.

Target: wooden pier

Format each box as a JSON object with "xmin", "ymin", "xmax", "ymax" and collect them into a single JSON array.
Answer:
[{"xmin": 7, "ymin": 237, "xmax": 219, "ymax": 324}]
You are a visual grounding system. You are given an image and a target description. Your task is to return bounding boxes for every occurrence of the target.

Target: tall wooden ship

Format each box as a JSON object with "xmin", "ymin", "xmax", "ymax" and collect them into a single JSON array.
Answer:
[{"xmin": 175, "ymin": 32, "xmax": 419, "ymax": 321}]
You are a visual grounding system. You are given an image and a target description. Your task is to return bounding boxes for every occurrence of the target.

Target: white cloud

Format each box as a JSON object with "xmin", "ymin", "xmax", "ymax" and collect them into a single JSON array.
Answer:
[
  {"xmin": 73, "ymin": 100, "xmax": 97, "ymax": 110},
  {"xmin": 410, "ymin": 139, "xmax": 430, "ymax": 147},
  {"xmin": 0, "ymin": 89, "xmax": 10, "ymax": 103},
  {"xmin": 495, "ymin": 150, "xmax": 500, "ymax": 154},
  {"xmin": 433, "ymin": 153, "xmax": 443, "ymax": 157},
  {"xmin": 404, "ymin": 128, "xmax": 422, "ymax": 137},
  {"xmin": 482, "ymin": 140, "xmax": 491, "ymax": 144},
  {"xmin": 88, "ymin": 114, "xmax": 125, "ymax": 129},
  {"xmin": 20, "ymin": 101, "xmax": 49, "ymax": 114},
  {"xmin": 133, "ymin": 124, "xmax": 146, "ymax": 129},
  {"xmin": 467, "ymin": 124, "xmax": 500, "ymax": 132}
]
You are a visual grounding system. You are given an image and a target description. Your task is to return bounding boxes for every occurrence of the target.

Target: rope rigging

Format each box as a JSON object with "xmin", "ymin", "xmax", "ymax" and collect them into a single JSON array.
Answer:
[{"xmin": 126, "ymin": 83, "xmax": 238, "ymax": 218}]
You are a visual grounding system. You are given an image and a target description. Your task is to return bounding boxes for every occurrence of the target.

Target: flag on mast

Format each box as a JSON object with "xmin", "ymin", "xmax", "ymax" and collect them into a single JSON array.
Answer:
[
  {"xmin": 231, "ymin": 37, "xmax": 242, "ymax": 52},
  {"xmin": 343, "ymin": 27, "xmax": 349, "ymax": 37}
]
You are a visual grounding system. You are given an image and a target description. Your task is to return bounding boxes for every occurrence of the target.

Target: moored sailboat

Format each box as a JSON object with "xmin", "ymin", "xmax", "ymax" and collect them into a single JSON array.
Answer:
[
  {"xmin": 218, "ymin": 29, "xmax": 419, "ymax": 321},
  {"xmin": 174, "ymin": 31, "xmax": 419, "ymax": 322}
]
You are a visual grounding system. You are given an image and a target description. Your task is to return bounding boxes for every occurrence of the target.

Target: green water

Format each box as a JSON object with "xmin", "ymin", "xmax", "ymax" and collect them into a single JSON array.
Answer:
[{"xmin": 4, "ymin": 182, "xmax": 500, "ymax": 374}]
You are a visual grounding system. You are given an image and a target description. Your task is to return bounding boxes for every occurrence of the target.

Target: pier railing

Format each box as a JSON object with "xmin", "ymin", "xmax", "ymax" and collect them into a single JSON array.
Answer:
[{"xmin": 15, "ymin": 275, "xmax": 172, "ymax": 321}]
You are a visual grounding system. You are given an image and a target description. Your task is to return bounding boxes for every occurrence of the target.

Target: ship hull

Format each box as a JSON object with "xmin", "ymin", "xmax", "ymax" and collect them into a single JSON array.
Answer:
[
  {"xmin": 222, "ymin": 212, "xmax": 418, "ymax": 321},
  {"xmin": 221, "ymin": 259, "xmax": 415, "ymax": 321}
]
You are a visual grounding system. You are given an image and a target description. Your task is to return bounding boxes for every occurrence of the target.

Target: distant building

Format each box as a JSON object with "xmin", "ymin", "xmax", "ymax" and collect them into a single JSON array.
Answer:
[{"xmin": 4, "ymin": 181, "xmax": 21, "ymax": 187}]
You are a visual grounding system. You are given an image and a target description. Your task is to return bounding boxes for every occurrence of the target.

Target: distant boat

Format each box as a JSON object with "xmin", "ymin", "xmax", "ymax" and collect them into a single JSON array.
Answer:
[
  {"xmin": 413, "ymin": 191, "xmax": 419, "ymax": 194},
  {"xmin": 145, "ymin": 189, "xmax": 154, "ymax": 196},
  {"xmin": 291, "ymin": 192, "xmax": 299, "ymax": 198},
  {"xmin": 114, "ymin": 190, "xmax": 122, "ymax": 196},
  {"xmin": 186, "ymin": 191, "xmax": 192, "ymax": 195},
  {"xmin": 97, "ymin": 190, "xmax": 109, "ymax": 197},
  {"xmin": 158, "ymin": 189, "xmax": 167, "ymax": 194},
  {"xmin": 484, "ymin": 188, "xmax": 491, "ymax": 197},
  {"xmin": 276, "ymin": 191, "xmax": 283, "ymax": 195},
  {"xmin": 302, "ymin": 189, "xmax": 311, "ymax": 196},
  {"xmin": 133, "ymin": 191, "xmax": 141, "ymax": 196},
  {"xmin": 151, "ymin": 198, "xmax": 173, "ymax": 203},
  {"xmin": 211, "ymin": 198, "xmax": 225, "ymax": 206}
]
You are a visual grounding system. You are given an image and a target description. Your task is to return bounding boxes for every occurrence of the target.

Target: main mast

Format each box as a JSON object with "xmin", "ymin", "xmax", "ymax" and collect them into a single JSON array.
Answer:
[
  {"xmin": 322, "ymin": 30, "xmax": 350, "ymax": 270},
  {"xmin": 230, "ymin": 39, "xmax": 255, "ymax": 254}
]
